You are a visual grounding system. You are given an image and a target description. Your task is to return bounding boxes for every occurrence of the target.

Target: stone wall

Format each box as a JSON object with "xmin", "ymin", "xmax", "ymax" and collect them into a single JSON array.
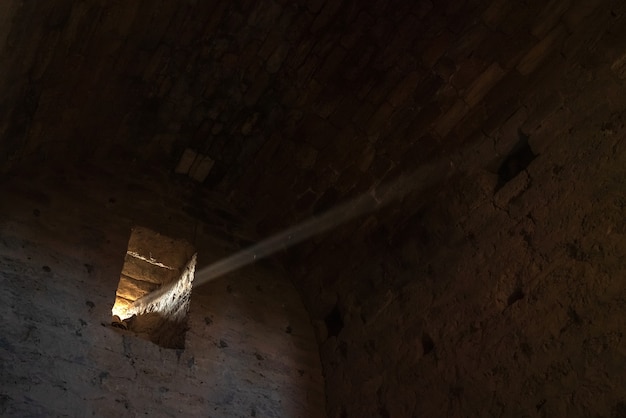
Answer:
[
  {"xmin": 2, "ymin": 0, "xmax": 626, "ymax": 416},
  {"xmin": 0, "ymin": 162, "xmax": 325, "ymax": 417},
  {"xmin": 2, "ymin": 0, "xmax": 624, "ymax": 227}
]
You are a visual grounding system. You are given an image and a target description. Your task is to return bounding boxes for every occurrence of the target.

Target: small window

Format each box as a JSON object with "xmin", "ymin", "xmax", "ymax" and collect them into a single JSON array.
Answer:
[{"xmin": 111, "ymin": 226, "xmax": 196, "ymax": 349}]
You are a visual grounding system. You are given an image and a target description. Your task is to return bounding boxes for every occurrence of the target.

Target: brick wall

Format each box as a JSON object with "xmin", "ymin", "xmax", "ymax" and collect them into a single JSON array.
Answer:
[
  {"xmin": 1, "ymin": 0, "xmax": 624, "ymax": 229},
  {"xmin": 3, "ymin": 1, "xmax": 626, "ymax": 416}
]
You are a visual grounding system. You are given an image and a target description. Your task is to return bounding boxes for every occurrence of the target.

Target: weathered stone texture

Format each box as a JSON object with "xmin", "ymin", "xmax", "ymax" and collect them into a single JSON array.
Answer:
[{"xmin": 1, "ymin": 0, "xmax": 626, "ymax": 416}]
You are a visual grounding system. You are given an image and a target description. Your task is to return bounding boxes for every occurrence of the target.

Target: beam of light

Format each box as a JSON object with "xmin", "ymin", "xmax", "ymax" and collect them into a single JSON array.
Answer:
[{"xmin": 129, "ymin": 159, "xmax": 449, "ymax": 311}]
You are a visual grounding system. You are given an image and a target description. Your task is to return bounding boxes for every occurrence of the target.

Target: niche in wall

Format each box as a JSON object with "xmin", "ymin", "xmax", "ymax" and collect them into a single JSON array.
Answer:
[{"xmin": 111, "ymin": 226, "xmax": 197, "ymax": 349}]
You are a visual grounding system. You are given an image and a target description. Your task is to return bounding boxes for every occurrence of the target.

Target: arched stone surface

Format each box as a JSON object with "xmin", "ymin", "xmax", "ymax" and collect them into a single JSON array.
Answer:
[{"xmin": 0, "ymin": 163, "xmax": 325, "ymax": 417}]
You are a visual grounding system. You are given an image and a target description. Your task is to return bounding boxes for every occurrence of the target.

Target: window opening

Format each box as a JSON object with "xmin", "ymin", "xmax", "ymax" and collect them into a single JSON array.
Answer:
[{"xmin": 111, "ymin": 226, "xmax": 196, "ymax": 349}]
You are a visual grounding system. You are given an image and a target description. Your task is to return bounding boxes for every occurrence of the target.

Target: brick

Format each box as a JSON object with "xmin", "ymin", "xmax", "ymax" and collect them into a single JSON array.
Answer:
[
  {"xmin": 433, "ymin": 56, "xmax": 456, "ymax": 82},
  {"xmin": 474, "ymin": 30, "xmax": 535, "ymax": 70},
  {"xmin": 367, "ymin": 154, "xmax": 394, "ymax": 179},
  {"xmin": 522, "ymin": 89, "xmax": 564, "ymax": 132},
  {"xmin": 352, "ymin": 102, "xmax": 377, "ymax": 131},
  {"xmin": 357, "ymin": 144, "xmax": 376, "ymax": 172},
  {"xmin": 306, "ymin": 0, "xmax": 326, "ymax": 14},
  {"xmin": 315, "ymin": 44, "xmax": 347, "ymax": 82},
  {"xmin": 482, "ymin": 0, "xmax": 514, "ymax": 30},
  {"xmin": 367, "ymin": 101, "xmax": 395, "ymax": 137},
  {"xmin": 190, "ymin": 154, "xmax": 215, "ymax": 182},
  {"xmin": 342, "ymin": 37, "xmax": 376, "ymax": 82},
  {"xmin": 451, "ymin": 103, "xmax": 488, "ymax": 144},
  {"xmin": 450, "ymin": 56, "xmax": 489, "ymax": 92},
  {"xmin": 243, "ymin": 71, "xmax": 270, "ymax": 106},
  {"xmin": 407, "ymin": 102, "xmax": 442, "ymax": 135},
  {"xmin": 296, "ymin": 52, "xmax": 321, "ymax": 82},
  {"xmin": 313, "ymin": 85, "xmax": 344, "ymax": 119},
  {"xmin": 175, "ymin": 148, "xmax": 198, "ymax": 175},
  {"xmin": 611, "ymin": 52, "xmax": 626, "ymax": 79},
  {"xmin": 116, "ymin": 275, "xmax": 159, "ymax": 301},
  {"xmin": 259, "ymin": 29, "xmax": 285, "ymax": 60},
  {"xmin": 340, "ymin": 11, "xmax": 374, "ymax": 49},
  {"xmin": 284, "ymin": 37, "xmax": 316, "ymax": 71},
  {"xmin": 295, "ymin": 188, "xmax": 319, "ymax": 213},
  {"xmin": 328, "ymin": 95, "xmax": 361, "ymax": 127},
  {"xmin": 266, "ymin": 42, "xmax": 290, "ymax": 73},
  {"xmin": 311, "ymin": 1, "xmax": 342, "ymax": 33},
  {"xmin": 296, "ymin": 112, "xmax": 338, "ymax": 149},
  {"xmin": 517, "ymin": 24, "xmax": 568, "ymax": 76},
  {"xmin": 366, "ymin": 66, "xmax": 404, "ymax": 105},
  {"xmin": 294, "ymin": 143, "xmax": 318, "ymax": 170},
  {"xmin": 433, "ymin": 82, "xmax": 458, "ymax": 115},
  {"xmin": 421, "ymin": 30, "xmax": 453, "ymax": 67},
  {"xmin": 464, "ymin": 62, "xmax": 506, "ymax": 107},
  {"xmin": 495, "ymin": 107, "xmax": 529, "ymax": 155},
  {"xmin": 412, "ymin": 0, "xmax": 434, "ymax": 19},
  {"xmin": 380, "ymin": 13, "xmax": 420, "ymax": 60},
  {"xmin": 316, "ymin": 126, "xmax": 359, "ymax": 169},
  {"xmin": 531, "ymin": 0, "xmax": 571, "ymax": 39},
  {"xmin": 413, "ymin": 73, "xmax": 444, "ymax": 107},
  {"xmin": 387, "ymin": 71, "xmax": 422, "ymax": 108},
  {"xmin": 335, "ymin": 164, "xmax": 362, "ymax": 194},
  {"xmin": 433, "ymin": 99, "xmax": 469, "ymax": 138},
  {"xmin": 446, "ymin": 23, "xmax": 491, "ymax": 62},
  {"xmin": 562, "ymin": 0, "xmax": 604, "ymax": 30},
  {"xmin": 498, "ymin": 3, "xmax": 544, "ymax": 37},
  {"xmin": 247, "ymin": 0, "xmax": 283, "ymax": 29}
]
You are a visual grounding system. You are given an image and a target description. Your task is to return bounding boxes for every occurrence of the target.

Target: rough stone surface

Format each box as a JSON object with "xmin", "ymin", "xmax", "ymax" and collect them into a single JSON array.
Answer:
[
  {"xmin": 1, "ymin": 0, "xmax": 626, "ymax": 416},
  {"xmin": 0, "ymin": 162, "xmax": 325, "ymax": 417}
]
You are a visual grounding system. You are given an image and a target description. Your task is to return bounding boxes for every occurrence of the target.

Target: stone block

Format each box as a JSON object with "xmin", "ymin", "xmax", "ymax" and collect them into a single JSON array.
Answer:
[
  {"xmin": 357, "ymin": 144, "xmax": 376, "ymax": 173},
  {"xmin": 247, "ymin": 0, "xmax": 283, "ymax": 29},
  {"xmin": 340, "ymin": 11, "xmax": 374, "ymax": 49},
  {"xmin": 366, "ymin": 66, "xmax": 404, "ymax": 105},
  {"xmin": 493, "ymin": 170, "xmax": 530, "ymax": 208},
  {"xmin": 243, "ymin": 71, "xmax": 270, "ymax": 106},
  {"xmin": 328, "ymin": 95, "xmax": 360, "ymax": 126},
  {"xmin": 295, "ymin": 112, "xmax": 337, "ymax": 149},
  {"xmin": 517, "ymin": 24, "xmax": 568, "ymax": 76},
  {"xmin": 450, "ymin": 56, "xmax": 489, "ymax": 92},
  {"xmin": 126, "ymin": 226, "xmax": 195, "ymax": 271},
  {"xmin": 407, "ymin": 102, "xmax": 442, "ymax": 136},
  {"xmin": 295, "ymin": 188, "xmax": 319, "ymax": 213},
  {"xmin": 366, "ymin": 101, "xmax": 395, "ymax": 137},
  {"xmin": 495, "ymin": 107, "xmax": 528, "ymax": 155},
  {"xmin": 259, "ymin": 29, "xmax": 284, "ymax": 60},
  {"xmin": 522, "ymin": 91, "xmax": 564, "ymax": 135},
  {"xmin": 266, "ymin": 41, "xmax": 290, "ymax": 74},
  {"xmin": 311, "ymin": 1, "xmax": 342, "ymax": 33},
  {"xmin": 315, "ymin": 44, "xmax": 347, "ymax": 83},
  {"xmin": 115, "ymin": 275, "xmax": 160, "ymax": 301},
  {"xmin": 295, "ymin": 143, "xmax": 319, "ymax": 170},
  {"xmin": 446, "ymin": 23, "xmax": 491, "ymax": 62},
  {"xmin": 174, "ymin": 148, "xmax": 197, "ymax": 175},
  {"xmin": 531, "ymin": 0, "xmax": 571, "ymax": 39},
  {"xmin": 306, "ymin": 0, "xmax": 326, "ymax": 14},
  {"xmin": 342, "ymin": 38, "xmax": 377, "ymax": 83},
  {"xmin": 414, "ymin": 73, "xmax": 444, "ymax": 107},
  {"xmin": 563, "ymin": 0, "xmax": 603, "ymax": 30},
  {"xmin": 464, "ymin": 63, "xmax": 506, "ymax": 107},
  {"xmin": 189, "ymin": 154, "xmax": 215, "ymax": 183},
  {"xmin": 388, "ymin": 71, "xmax": 422, "ymax": 108},
  {"xmin": 421, "ymin": 30, "xmax": 453, "ymax": 67},
  {"xmin": 474, "ymin": 30, "xmax": 535, "ymax": 70},
  {"xmin": 433, "ymin": 99, "xmax": 469, "ymax": 138},
  {"xmin": 451, "ymin": 103, "xmax": 488, "ymax": 144},
  {"xmin": 611, "ymin": 52, "xmax": 626, "ymax": 80}
]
